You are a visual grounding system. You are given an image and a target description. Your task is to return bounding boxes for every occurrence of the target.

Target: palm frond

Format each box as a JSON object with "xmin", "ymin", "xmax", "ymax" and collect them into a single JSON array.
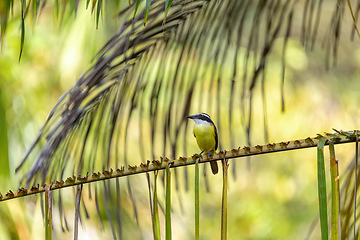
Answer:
[
  {"xmin": 17, "ymin": 0, "xmax": 348, "ymax": 185},
  {"xmin": 10, "ymin": 0, "xmax": 360, "ymax": 238}
]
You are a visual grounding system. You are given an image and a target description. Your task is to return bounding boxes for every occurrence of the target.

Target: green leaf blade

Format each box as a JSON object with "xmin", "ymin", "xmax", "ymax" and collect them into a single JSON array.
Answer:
[
  {"xmin": 165, "ymin": 0, "xmax": 173, "ymax": 14},
  {"xmin": 163, "ymin": 0, "xmax": 173, "ymax": 24},
  {"xmin": 45, "ymin": 185, "xmax": 52, "ymax": 240},
  {"xmin": 165, "ymin": 163, "xmax": 172, "ymax": 240},
  {"xmin": 96, "ymin": 0, "xmax": 103, "ymax": 29},
  {"xmin": 144, "ymin": 0, "xmax": 152, "ymax": 25},
  {"xmin": 221, "ymin": 159, "xmax": 228, "ymax": 240},
  {"xmin": 329, "ymin": 141, "xmax": 340, "ymax": 240},
  {"xmin": 317, "ymin": 137, "xmax": 328, "ymax": 240},
  {"xmin": 195, "ymin": 159, "xmax": 199, "ymax": 240},
  {"xmin": 19, "ymin": 0, "xmax": 26, "ymax": 61},
  {"xmin": 133, "ymin": 0, "xmax": 141, "ymax": 19},
  {"xmin": 153, "ymin": 171, "xmax": 161, "ymax": 240}
]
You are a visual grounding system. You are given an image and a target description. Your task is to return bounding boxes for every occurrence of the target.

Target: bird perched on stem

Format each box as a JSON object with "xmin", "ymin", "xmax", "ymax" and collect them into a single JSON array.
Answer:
[{"xmin": 186, "ymin": 113, "xmax": 218, "ymax": 175}]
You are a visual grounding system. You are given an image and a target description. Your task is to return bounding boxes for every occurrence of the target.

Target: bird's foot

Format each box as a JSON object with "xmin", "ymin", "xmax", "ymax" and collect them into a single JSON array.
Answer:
[
  {"xmin": 207, "ymin": 150, "xmax": 215, "ymax": 159},
  {"xmin": 199, "ymin": 151, "xmax": 204, "ymax": 161}
]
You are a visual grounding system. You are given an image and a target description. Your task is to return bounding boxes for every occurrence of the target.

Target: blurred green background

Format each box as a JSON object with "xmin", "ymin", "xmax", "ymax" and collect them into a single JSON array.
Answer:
[{"xmin": 1, "ymin": 1, "xmax": 360, "ymax": 239}]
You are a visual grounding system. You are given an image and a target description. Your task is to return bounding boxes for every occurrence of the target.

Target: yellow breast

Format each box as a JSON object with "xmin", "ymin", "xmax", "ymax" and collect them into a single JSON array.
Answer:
[{"xmin": 193, "ymin": 123, "xmax": 216, "ymax": 152}]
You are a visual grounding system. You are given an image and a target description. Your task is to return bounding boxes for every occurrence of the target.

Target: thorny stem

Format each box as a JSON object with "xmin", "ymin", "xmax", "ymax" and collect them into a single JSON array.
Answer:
[{"xmin": 1, "ymin": 130, "xmax": 359, "ymax": 202}]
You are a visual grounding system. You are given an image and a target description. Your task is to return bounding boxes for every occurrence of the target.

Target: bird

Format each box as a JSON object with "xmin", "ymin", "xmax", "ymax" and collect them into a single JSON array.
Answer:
[{"xmin": 186, "ymin": 113, "xmax": 218, "ymax": 175}]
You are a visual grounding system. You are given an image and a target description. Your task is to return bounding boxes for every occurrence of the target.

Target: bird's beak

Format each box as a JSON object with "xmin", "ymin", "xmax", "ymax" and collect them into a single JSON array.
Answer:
[{"xmin": 186, "ymin": 115, "xmax": 195, "ymax": 119}]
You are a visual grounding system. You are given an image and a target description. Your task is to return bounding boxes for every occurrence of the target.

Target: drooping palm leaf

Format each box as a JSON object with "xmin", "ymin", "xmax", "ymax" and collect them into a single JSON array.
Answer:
[
  {"xmin": 15, "ymin": 0, "xmax": 330, "ymax": 185},
  {"xmin": 9, "ymin": 0, "xmax": 359, "ymax": 238}
]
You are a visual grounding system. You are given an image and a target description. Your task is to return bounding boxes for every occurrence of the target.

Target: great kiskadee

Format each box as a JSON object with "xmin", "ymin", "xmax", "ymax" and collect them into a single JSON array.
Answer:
[{"xmin": 186, "ymin": 113, "xmax": 218, "ymax": 175}]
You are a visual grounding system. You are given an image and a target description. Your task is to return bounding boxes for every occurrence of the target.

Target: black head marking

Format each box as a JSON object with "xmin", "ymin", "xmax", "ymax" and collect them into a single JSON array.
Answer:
[{"xmin": 190, "ymin": 113, "xmax": 214, "ymax": 124}]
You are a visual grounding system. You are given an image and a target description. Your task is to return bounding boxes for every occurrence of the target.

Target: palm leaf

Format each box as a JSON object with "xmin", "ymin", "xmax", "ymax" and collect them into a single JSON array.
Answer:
[
  {"xmin": 8, "ymin": 0, "xmax": 359, "ymax": 238},
  {"xmin": 317, "ymin": 136, "xmax": 328, "ymax": 240},
  {"xmin": 18, "ymin": 0, "xmax": 284, "ymax": 182}
]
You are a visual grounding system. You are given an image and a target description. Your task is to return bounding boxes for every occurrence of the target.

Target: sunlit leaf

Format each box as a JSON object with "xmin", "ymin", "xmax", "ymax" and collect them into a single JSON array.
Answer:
[
  {"xmin": 153, "ymin": 171, "xmax": 161, "ymax": 240},
  {"xmin": 317, "ymin": 137, "xmax": 328, "ymax": 240},
  {"xmin": 329, "ymin": 141, "xmax": 340, "ymax": 240},
  {"xmin": 221, "ymin": 158, "xmax": 228, "ymax": 240},
  {"xmin": 165, "ymin": 162, "xmax": 172, "ymax": 240},
  {"xmin": 19, "ymin": 0, "xmax": 26, "ymax": 61},
  {"xmin": 195, "ymin": 159, "xmax": 199, "ymax": 240},
  {"xmin": 163, "ymin": 0, "xmax": 173, "ymax": 24},
  {"xmin": 133, "ymin": 0, "xmax": 141, "ymax": 19},
  {"xmin": 165, "ymin": 0, "xmax": 173, "ymax": 15},
  {"xmin": 45, "ymin": 185, "xmax": 52, "ymax": 240},
  {"xmin": 32, "ymin": 0, "xmax": 38, "ymax": 23},
  {"xmin": 144, "ymin": 0, "xmax": 152, "ymax": 25},
  {"xmin": 96, "ymin": 0, "xmax": 102, "ymax": 29}
]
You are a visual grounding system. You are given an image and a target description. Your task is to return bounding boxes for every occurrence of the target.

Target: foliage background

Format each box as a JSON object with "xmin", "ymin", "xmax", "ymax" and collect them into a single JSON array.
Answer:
[{"xmin": 1, "ymin": 0, "xmax": 360, "ymax": 239}]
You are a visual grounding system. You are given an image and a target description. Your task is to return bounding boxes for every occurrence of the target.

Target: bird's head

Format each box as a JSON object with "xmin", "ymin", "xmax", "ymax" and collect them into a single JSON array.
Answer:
[{"xmin": 186, "ymin": 113, "xmax": 214, "ymax": 125}]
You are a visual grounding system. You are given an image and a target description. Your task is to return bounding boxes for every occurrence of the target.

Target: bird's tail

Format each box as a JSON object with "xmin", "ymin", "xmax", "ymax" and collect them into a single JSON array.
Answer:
[{"xmin": 210, "ymin": 161, "xmax": 218, "ymax": 175}]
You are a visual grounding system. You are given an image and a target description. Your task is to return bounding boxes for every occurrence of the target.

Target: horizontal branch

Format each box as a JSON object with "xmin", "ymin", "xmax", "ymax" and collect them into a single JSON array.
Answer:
[{"xmin": 0, "ymin": 129, "xmax": 357, "ymax": 202}]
